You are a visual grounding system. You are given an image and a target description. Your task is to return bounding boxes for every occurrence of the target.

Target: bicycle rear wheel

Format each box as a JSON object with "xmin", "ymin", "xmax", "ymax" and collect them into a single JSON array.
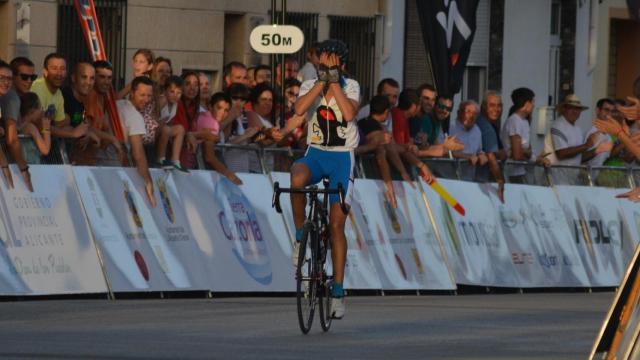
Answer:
[{"xmin": 296, "ymin": 226, "xmax": 317, "ymax": 334}]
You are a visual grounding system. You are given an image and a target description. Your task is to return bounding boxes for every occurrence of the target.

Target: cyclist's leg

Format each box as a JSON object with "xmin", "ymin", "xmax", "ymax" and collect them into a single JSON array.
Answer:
[
  {"xmin": 327, "ymin": 151, "xmax": 354, "ymax": 294},
  {"xmin": 329, "ymin": 201, "xmax": 349, "ymax": 287},
  {"xmin": 291, "ymin": 147, "xmax": 323, "ymax": 236},
  {"xmin": 290, "ymin": 162, "xmax": 311, "ymax": 231}
]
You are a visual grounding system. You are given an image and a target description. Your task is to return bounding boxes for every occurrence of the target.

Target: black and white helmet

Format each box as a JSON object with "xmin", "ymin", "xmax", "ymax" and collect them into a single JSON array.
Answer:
[{"xmin": 317, "ymin": 39, "xmax": 349, "ymax": 65}]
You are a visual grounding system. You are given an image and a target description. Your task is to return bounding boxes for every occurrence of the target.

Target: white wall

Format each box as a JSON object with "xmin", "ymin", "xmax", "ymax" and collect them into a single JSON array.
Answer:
[
  {"xmin": 379, "ymin": 0, "xmax": 405, "ymax": 88},
  {"xmin": 573, "ymin": 0, "xmax": 597, "ymax": 135},
  {"xmin": 501, "ymin": 0, "xmax": 552, "ymax": 154}
]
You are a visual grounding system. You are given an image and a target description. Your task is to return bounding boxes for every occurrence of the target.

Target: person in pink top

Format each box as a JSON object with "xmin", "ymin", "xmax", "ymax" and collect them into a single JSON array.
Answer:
[{"xmin": 199, "ymin": 92, "xmax": 242, "ymax": 185}]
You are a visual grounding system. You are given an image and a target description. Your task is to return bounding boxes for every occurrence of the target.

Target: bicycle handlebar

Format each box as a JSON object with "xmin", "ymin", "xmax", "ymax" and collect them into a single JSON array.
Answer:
[{"xmin": 272, "ymin": 181, "xmax": 348, "ymax": 214}]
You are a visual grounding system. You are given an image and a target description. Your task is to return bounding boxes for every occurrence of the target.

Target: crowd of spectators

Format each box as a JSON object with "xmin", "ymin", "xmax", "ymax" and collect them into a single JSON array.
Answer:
[{"xmin": 1, "ymin": 42, "xmax": 640, "ymax": 206}]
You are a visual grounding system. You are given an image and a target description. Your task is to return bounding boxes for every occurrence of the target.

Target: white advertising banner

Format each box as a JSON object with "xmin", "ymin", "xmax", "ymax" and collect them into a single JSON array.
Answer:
[
  {"xmin": 0, "ymin": 165, "xmax": 107, "ymax": 295},
  {"xmin": 270, "ymin": 172, "xmax": 383, "ymax": 290},
  {"xmin": 490, "ymin": 183, "xmax": 590, "ymax": 287},
  {"xmin": 390, "ymin": 180, "xmax": 455, "ymax": 290},
  {"xmin": 613, "ymin": 189, "xmax": 640, "ymax": 265},
  {"xmin": 74, "ymin": 167, "xmax": 210, "ymax": 292},
  {"xmin": 174, "ymin": 171, "xmax": 294, "ymax": 292},
  {"xmin": 354, "ymin": 179, "xmax": 454, "ymax": 290},
  {"xmin": 421, "ymin": 178, "xmax": 520, "ymax": 287},
  {"xmin": 555, "ymin": 185, "xmax": 628, "ymax": 286}
]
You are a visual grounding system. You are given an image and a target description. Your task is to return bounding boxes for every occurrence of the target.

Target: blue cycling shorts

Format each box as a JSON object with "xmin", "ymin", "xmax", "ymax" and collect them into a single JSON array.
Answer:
[{"xmin": 294, "ymin": 146, "xmax": 354, "ymax": 206}]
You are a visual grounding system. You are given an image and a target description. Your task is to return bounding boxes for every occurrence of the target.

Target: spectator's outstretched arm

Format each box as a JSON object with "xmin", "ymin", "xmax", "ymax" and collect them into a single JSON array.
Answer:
[
  {"xmin": 581, "ymin": 140, "xmax": 613, "ymax": 164},
  {"xmin": 129, "ymin": 134, "xmax": 156, "ymax": 207},
  {"xmin": 3, "ymin": 118, "xmax": 27, "ymax": 189},
  {"xmin": 618, "ymin": 97, "xmax": 640, "ymax": 121},
  {"xmin": 554, "ymin": 132, "xmax": 598, "ymax": 160},
  {"xmin": 246, "ymin": 111, "xmax": 282, "ymax": 146},
  {"xmin": 486, "ymin": 152, "xmax": 505, "ymax": 203},
  {"xmin": 355, "ymin": 131, "xmax": 391, "ymax": 155},
  {"xmin": 595, "ymin": 116, "xmax": 640, "ymax": 161},
  {"xmin": 52, "ymin": 115, "xmax": 90, "ymax": 139},
  {"xmin": 202, "ymin": 141, "xmax": 242, "ymax": 185},
  {"xmin": 228, "ymin": 127, "xmax": 259, "ymax": 145},
  {"xmin": 0, "ymin": 139, "xmax": 13, "ymax": 190}
]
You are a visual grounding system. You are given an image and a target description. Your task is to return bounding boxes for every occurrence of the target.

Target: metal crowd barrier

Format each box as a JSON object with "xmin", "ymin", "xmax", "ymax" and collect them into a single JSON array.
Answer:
[{"xmin": 2, "ymin": 137, "xmax": 638, "ymax": 189}]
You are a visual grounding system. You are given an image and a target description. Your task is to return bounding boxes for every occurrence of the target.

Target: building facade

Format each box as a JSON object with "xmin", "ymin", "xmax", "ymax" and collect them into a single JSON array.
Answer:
[{"xmin": 1, "ymin": 0, "xmax": 637, "ymax": 154}]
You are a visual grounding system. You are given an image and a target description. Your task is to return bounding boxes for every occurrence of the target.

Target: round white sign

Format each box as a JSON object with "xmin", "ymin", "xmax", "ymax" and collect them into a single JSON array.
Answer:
[{"xmin": 249, "ymin": 25, "xmax": 304, "ymax": 54}]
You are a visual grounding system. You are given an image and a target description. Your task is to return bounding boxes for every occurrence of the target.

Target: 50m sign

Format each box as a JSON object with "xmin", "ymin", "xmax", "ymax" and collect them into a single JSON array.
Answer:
[{"xmin": 250, "ymin": 25, "xmax": 304, "ymax": 54}]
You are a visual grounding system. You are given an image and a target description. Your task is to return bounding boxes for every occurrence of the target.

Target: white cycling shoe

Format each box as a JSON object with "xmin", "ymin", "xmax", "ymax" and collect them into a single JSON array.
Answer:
[{"xmin": 330, "ymin": 297, "xmax": 346, "ymax": 319}]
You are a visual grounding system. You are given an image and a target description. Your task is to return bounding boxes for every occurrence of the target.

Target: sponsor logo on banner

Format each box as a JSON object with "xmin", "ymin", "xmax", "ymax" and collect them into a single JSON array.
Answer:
[
  {"xmin": 157, "ymin": 178, "xmax": 175, "ymax": 224},
  {"xmin": 442, "ymin": 202, "xmax": 462, "ymax": 256},
  {"xmin": 383, "ymin": 197, "xmax": 402, "ymax": 234},
  {"xmin": 395, "ymin": 254, "xmax": 408, "ymax": 280},
  {"xmin": 500, "ymin": 192, "xmax": 560, "ymax": 229},
  {"xmin": 569, "ymin": 202, "xmax": 623, "ymax": 247},
  {"xmin": 512, "ymin": 252, "xmax": 534, "ymax": 265},
  {"xmin": 124, "ymin": 181, "xmax": 143, "ymax": 228},
  {"xmin": 348, "ymin": 212, "xmax": 365, "ymax": 250},
  {"xmin": 411, "ymin": 248, "xmax": 425, "ymax": 275},
  {"xmin": 215, "ymin": 177, "xmax": 272, "ymax": 285},
  {"xmin": 134, "ymin": 250, "xmax": 150, "ymax": 281}
]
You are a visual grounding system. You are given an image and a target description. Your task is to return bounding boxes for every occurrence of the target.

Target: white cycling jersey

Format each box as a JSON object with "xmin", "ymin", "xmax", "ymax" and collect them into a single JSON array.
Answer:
[{"xmin": 299, "ymin": 78, "xmax": 360, "ymax": 151}]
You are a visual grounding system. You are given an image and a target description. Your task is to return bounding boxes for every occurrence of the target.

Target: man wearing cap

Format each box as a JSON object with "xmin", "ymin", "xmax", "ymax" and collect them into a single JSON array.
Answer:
[{"xmin": 549, "ymin": 94, "xmax": 600, "ymax": 166}]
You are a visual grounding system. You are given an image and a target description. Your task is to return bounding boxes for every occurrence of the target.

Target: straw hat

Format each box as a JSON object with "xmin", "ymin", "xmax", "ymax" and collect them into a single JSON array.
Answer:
[{"xmin": 557, "ymin": 94, "xmax": 589, "ymax": 111}]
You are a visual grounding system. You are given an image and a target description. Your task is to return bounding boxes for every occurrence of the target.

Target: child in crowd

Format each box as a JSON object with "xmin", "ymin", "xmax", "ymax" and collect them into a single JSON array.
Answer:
[
  {"xmin": 157, "ymin": 75, "xmax": 188, "ymax": 172},
  {"xmin": 19, "ymin": 92, "xmax": 52, "ymax": 156},
  {"xmin": 199, "ymin": 92, "xmax": 242, "ymax": 184},
  {"xmin": 118, "ymin": 49, "xmax": 154, "ymax": 100}
]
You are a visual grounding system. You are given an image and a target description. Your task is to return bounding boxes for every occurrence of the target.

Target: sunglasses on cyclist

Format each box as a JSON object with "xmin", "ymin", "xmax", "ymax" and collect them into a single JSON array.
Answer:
[{"xmin": 19, "ymin": 73, "xmax": 38, "ymax": 81}]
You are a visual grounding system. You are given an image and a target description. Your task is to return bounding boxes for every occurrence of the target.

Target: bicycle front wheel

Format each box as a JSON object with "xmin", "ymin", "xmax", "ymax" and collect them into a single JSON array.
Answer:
[
  {"xmin": 318, "ymin": 278, "xmax": 333, "ymax": 332},
  {"xmin": 296, "ymin": 226, "xmax": 317, "ymax": 334}
]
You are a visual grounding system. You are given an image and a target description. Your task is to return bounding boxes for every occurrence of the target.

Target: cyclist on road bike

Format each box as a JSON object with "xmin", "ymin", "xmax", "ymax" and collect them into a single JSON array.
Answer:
[{"xmin": 290, "ymin": 39, "xmax": 358, "ymax": 319}]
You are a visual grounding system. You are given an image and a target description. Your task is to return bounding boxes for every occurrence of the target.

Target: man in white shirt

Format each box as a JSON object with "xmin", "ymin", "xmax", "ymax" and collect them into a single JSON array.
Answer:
[
  {"xmin": 584, "ymin": 98, "xmax": 615, "ymax": 167},
  {"xmin": 550, "ymin": 94, "xmax": 600, "ymax": 166},
  {"xmin": 116, "ymin": 76, "xmax": 156, "ymax": 207}
]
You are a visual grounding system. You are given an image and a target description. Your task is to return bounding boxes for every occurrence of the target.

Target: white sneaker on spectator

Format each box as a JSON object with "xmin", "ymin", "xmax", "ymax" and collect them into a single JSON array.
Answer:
[
  {"xmin": 331, "ymin": 297, "xmax": 345, "ymax": 319},
  {"xmin": 292, "ymin": 241, "xmax": 300, "ymax": 267}
]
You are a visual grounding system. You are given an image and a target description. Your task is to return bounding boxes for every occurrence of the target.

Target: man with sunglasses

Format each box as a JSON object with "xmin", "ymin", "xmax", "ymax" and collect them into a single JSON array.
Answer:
[
  {"xmin": 0, "ymin": 58, "xmax": 34, "ymax": 191},
  {"xmin": 414, "ymin": 95, "xmax": 454, "ymax": 150},
  {"xmin": 10, "ymin": 57, "xmax": 38, "ymax": 99}
]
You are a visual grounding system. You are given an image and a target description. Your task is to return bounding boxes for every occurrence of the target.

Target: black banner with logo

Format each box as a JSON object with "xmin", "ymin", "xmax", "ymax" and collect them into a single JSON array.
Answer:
[
  {"xmin": 629, "ymin": 0, "xmax": 640, "ymax": 21},
  {"xmin": 416, "ymin": 0, "xmax": 480, "ymax": 96}
]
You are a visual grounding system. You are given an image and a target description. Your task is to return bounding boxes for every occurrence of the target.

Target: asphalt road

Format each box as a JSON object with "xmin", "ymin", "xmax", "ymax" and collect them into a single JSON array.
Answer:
[{"xmin": 0, "ymin": 292, "xmax": 615, "ymax": 359}]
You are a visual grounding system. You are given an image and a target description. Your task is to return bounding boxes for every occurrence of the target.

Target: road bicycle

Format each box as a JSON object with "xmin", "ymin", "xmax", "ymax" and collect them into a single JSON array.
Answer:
[{"xmin": 272, "ymin": 178, "xmax": 346, "ymax": 334}]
